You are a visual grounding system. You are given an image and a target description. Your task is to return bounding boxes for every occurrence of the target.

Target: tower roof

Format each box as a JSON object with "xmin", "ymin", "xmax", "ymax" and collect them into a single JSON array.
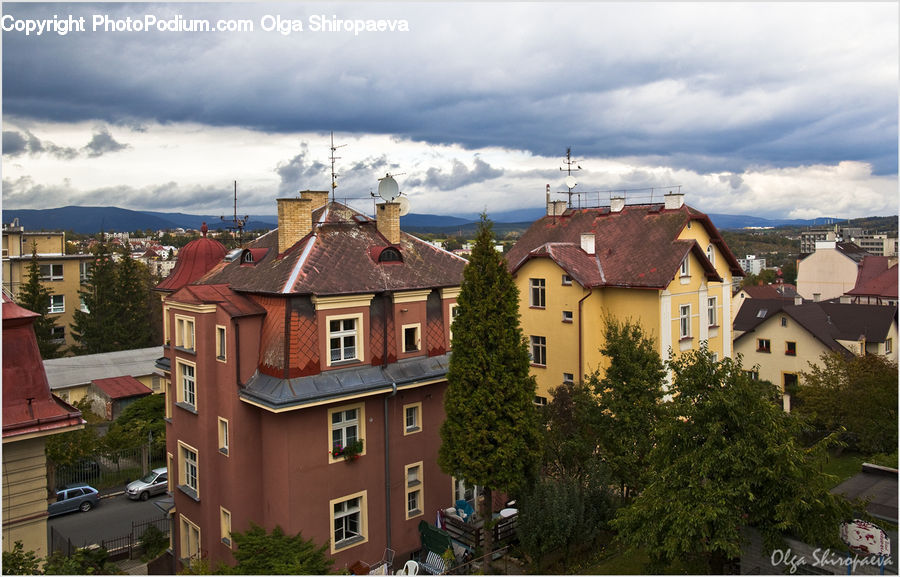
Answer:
[{"xmin": 156, "ymin": 223, "xmax": 227, "ymax": 292}]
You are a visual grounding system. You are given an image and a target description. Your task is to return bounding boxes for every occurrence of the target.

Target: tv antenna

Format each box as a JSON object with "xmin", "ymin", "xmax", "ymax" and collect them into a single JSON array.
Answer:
[
  {"xmin": 560, "ymin": 147, "xmax": 582, "ymax": 208},
  {"xmin": 220, "ymin": 180, "xmax": 250, "ymax": 246},
  {"xmin": 329, "ymin": 131, "xmax": 346, "ymax": 201}
]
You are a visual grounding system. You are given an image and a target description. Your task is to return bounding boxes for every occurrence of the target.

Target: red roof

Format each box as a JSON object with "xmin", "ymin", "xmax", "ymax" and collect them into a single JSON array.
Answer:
[
  {"xmin": 168, "ymin": 283, "xmax": 267, "ymax": 319},
  {"xmin": 156, "ymin": 227, "xmax": 226, "ymax": 292},
  {"xmin": 506, "ymin": 203, "xmax": 743, "ymax": 288},
  {"xmin": 91, "ymin": 376, "xmax": 152, "ymax": 399},
  {"xmin": 847, "ymin": 257, "xmax": 898, "ymax": 299},
  {"xmin": 2, "ymin": 295, "xmax": 83, "ymax": 439}
]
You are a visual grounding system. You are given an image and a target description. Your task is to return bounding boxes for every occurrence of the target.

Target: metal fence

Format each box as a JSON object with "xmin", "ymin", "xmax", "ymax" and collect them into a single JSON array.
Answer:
[
  {"xmin": 49, "ymin": 515, "xmax": 171, "ymax": 561},
  {"xmin": 53, "ymin": 445, "xmax": 166, "ymax": 490}
]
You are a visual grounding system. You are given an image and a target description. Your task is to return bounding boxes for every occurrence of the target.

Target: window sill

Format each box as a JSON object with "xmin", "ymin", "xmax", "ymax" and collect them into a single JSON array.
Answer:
[
  {"xmin": 757, "ymin": 349, "xmax": 771, "ymax": 354},
  {"xmin": 219, "ymin": 447, "xmax": 229, "ymax": 456},
  {"xmin": 175, "ymin": 402, "xmax": 198, "ymax": 414},
  {"xmin": 177, "ymin": 485, "xmax": 199, "ymax": 501},
  {"xmin": 405, "ymin": 426, "xmax": 421, "ymax": 435},
  {"xmin": 562, "ymin": 319, "xmax": 573, "ymax": 324},
  {"xmin": 334, "ymin": 535, "xmax": 365, "ymax": 551},
  {"xmin": 530, "ymin": 363, "xmax": 546, "ymax": 369},
  {"xmin": 216, "ymin": 355, "xmax": 226, "ymax": 362},
  {"xmin": 679, "ymin": 336, "xmax": 693, "ymax": 342},
  {"xmin": 174, "ymin": 346, "xmax": 196, "ymax": 356},
  {"xmin": 529, "ymin": 306, "xmax": 546, "ymax": 310},
  {"xmin": 329, "ymin": 359, "xmax": 362, "ymax": 368},
  {"xmin": 221, "ymin": 538, "xmax": 232, "ymax": 548},
  {"xmin": 406, "ymin": 509, "xmax": 423, "ymax": 519},
  {"xmin": 785, "ymin": 352, "xmax": 796, "ymax": 356}
]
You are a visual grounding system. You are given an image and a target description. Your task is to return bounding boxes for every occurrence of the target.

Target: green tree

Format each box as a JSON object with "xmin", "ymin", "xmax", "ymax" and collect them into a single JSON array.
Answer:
[
  {"xmin": 796, "ymin": 352, "xmax": 898, "ymax": 454},
  {"xmin": 104, "ymin": 394, "xmax": 166, "ymax": 453},
  {"xmin": 438, "ymin": 216, "xmax": 542, "ymax": 556},
  {"xmin": 111, "ymin": 253, "xmax": 155, "ymax": 349},
  {"xmin": 222, "ymin": 523, "xmax": 333, "ymax": 575},
  {"xmin": 46, "ymin": 424, "xmax": 102, "ymax": 468},
  {"xmin": 613, "ymin": 347, "xmax": 851, "ymax": 573},
  {"xmin": 541, "ymin": 380, "xmax": 603, "ymax": 483},
  {"xmin": 2, "ymin": 541, "xmax": 41, "ymax": 575},
  {"xmin": 43, "ymin": 546, "xmax": 118, "ymax": 574},
  {"xmin": 17, "ymin": 244, "xmax": 63, "ymax": 359},
  {"xmin": 71, "ymin": 239, "xmax": 119, "ymax": 354},
  {"xmin": 589, "ymin": 317, "xmax": 665, "ymax": 499}
]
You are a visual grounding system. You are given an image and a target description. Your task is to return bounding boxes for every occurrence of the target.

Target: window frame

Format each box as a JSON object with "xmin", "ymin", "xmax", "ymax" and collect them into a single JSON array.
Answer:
[
  {"xmin": 218, "ymin": 417, "xmax": 229, "ymax": 456},
  {"xmin": 680, "ymin": 257, "xmax": 690, "ymax": 277},
  {"xmin": 176, "ymin": 360, "xmax": 197, "ymax": 412},
  {"xmin": 326, "ymin": 313, "xmax": 363, "ymax": 367},
  {"xmin": 562, "ymin": 310, "xmax": 573, "ymax": 323},
  {"xmin": 403, "ymin": 402, "xmax": 422, "ymax": 435},
  {"xmin": 886, "ymin": 338, "xmax": 893, "ymax": 354},
  {"xmin": 561, "ymin": 274, "xmax": 573, "ymax": 286},
  {"xmin": 330, "ymin": 491, "xmax": 368, "ymax": 553},
  {"xmin": 174, "ymin": 315, "xmax": 195, "ymax": 351},
  {"xmin": 679, "ymin": 304, "xmax": 691, "ymax": 339},
  {"xmin": 39, "ymin": 263, "xmax": 64, "ymax": 281},
  {"xmin": 178, "ymin": 442, "xmax": 199, "ymax": 500},
  {"xmin": 48, "ymin": 294, "xmax": 64, "ymax": 314},
  {"xmin": 405, "ymin": 462, "xmax": 424, "ymax": 520},
  {"xmin": 220, "ymin": 507, "xmax": 232, "ymax": 548},
  {"xmin": 707, "ymin": 296, "xmax": 717, "ymax": 327},
  {"xmin": 448, "ymin": 303, "xmax": 460, "ymax": 344},
  {"xmin": 529, "ymin": 278, "xmax": 546, "ymax": 308},
  {"xmin": 757, "ymin": 338, "xmax": 771, "ymax": 353},
  {"xmin": 562, "ymin": 372, "xmax": 574, "ymax": 385},
  {"xmin": 179, "ymin": 515, "xmax": 201, "ymax": 563},
  {"xmin": 530, "ymin": 335, "xmax": 547, "ymax": 366},
  {"xmin": 706, "ymin": 244, "xmax": 715, "ymax": 266},
  {"xmin": 215, "ymin": 325, "xmax": 227, "ymax": 361},
  {"xmin": 328, "ymin": 403, "xmax": 366, "ymax": 463},
  {"xmin": 785, "ymin": 341, "xmax": 797, "ymax": 356},
  {"xmin": 402, "ymin": 323, "xmax": 421, "ymax": 354}
]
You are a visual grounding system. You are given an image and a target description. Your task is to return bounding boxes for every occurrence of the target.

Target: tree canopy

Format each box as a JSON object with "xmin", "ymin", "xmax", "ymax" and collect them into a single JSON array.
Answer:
[
  {"xmin": 18, "ymin": 244, "xmax": 63, "ymax": 359},
  {"xmin": 224, "ymin": 524, "xmax": 332, "ymax": 575}
]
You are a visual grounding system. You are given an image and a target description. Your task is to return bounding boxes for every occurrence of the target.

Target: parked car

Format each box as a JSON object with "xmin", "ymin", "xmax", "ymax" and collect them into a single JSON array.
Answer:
[
  {"xmin": 48, "ymin": 484, "xmax": 100, "ymax": 517},
  {"xmin": 125, "ymin": 467, "xmax": 168, "ymax": 501}
]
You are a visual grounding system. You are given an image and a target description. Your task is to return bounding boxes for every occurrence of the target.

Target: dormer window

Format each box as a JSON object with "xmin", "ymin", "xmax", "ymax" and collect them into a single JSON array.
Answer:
[
  {"xmin": 378, "ymin": 247, "xmax": 403, "ymax": 263},
  {"xmin": 242, "ymin": 251, "xmax": 254, "ymax": 264}
]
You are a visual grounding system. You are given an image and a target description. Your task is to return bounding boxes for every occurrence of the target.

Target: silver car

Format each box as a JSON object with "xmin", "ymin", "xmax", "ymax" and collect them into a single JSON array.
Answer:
[
  {"xmin": 125, "ymin": 467, "xmax": 168, "ymax": 501},
  {"xmin": 48, "ymin": 485, "xmax": 100, "ymax": 516}
]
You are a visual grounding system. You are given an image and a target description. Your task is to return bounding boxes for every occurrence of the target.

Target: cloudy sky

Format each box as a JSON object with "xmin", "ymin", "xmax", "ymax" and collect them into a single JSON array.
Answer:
[{"xmin": 3, "ymin": 2, "xmax": 898, "ymax": 221}]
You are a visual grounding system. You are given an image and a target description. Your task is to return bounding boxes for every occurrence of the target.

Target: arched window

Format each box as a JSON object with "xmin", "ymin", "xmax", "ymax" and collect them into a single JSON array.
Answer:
[{"xmin": 378, "ymin": 248, "xmax": 402, "ymax": 263}]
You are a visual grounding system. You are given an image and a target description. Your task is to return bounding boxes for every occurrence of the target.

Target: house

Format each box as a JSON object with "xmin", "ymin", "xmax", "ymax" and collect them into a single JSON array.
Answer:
[
  {"xmin": 731, "ymin": 282, "xmax": 799, "ymax": 324},
  {"xmin": 2, "ymin": 294, "xmax": 84, "ymax": 557},
  {"xmin": 43, "ymin": 346, "xmax": 162, "ymax": 405},
  {"xmin": 505, "ymin": 191, "xmax": 743, "ymax": 399},
  {"xmin": 733, "ymin": 299, "xmax": 898, "ymax": 411},
  {"xmin": 85, "ymin": 376, "xmax": 154, "ymax": 421},
  {"xmin": 842, "ymin": 255, "xmax": 898, "ymax": 306},
  {"xmin": 157, "ymin": 191, "xmax": 468, "ymax": 572},
  {"xmin": 2, "ymin": 221, "xmax": 95, "ymax": 350},
  {"xmin": 796, "ymin": 241, "xmax": 871, "ymax": 302}
]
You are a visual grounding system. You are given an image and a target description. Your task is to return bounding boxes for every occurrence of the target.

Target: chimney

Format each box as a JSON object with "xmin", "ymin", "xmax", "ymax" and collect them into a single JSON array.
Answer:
[
  {"xmin": 377, "ymin": 202, "xmax": 401, "ymax": 244},
  {"xmin": 300, "ymin": 190, "xmax": 330, "ymax": 211},
  {"xmin": 547, "ymin": 201, "xmax": 568, "ymax": 217},
  {"xmin": 664, "ymin": 191, "xmax": 685, "ymax": 210},
  {"xmin": 277, "ymin": 197, "xmax": 313, "ymax": 254},
  {"xmin": 610, "ymin": 197, "xmax": 625, "ymax": 213},
  {"xmin": 794, "ymin": 295, "xmax": 803, "ymax": 305},
  {"xmin": 580, "ymin": 233, "xmax": 595, "ymax": 255}
]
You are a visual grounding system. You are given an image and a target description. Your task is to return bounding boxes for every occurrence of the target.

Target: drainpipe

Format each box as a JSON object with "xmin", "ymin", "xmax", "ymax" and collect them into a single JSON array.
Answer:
[
  {"xmin": 577, "ymin": 287, "xmax": 593, "ymax": 383},
  {"xmin": 384, "ymin": 380, "xmax": 398, "ymax": 552},
  {"xmin": 234, "ymin": 318, "xmax": 242, "ymax": 388}
]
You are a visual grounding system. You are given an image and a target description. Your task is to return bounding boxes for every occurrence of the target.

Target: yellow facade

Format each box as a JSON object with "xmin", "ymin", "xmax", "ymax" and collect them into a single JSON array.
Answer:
[{"xmin": 2, "ymin": 437, "xmax": 53, "ymax": 558}]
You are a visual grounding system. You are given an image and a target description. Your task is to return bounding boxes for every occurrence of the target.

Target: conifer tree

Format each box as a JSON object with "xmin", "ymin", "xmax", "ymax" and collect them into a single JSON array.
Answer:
[
  {"xmin": 18, "ymin": 244, "xmax": 63, "ymax": 359},
  {"xmin": 438, "ymin": 215, "xmax": 542, "ymax": 556},
  {"xmin": 113, "ymin": 252, "xmax": 155, "ymax": 349},
  {"xmin": 71, "ymin": 239, "xmax": 119, "ymax": 354}
]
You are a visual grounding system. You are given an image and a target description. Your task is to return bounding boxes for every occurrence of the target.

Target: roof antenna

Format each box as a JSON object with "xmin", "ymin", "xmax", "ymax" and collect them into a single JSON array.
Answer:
[
  {"xmin": 560, "ymin": 147, "xmax": 582, "ymax": 209},
  {"xmin": 329, "ymin": 131, "xmax": 346, "ymax": 202},
  {"xmin": 220, "ymin": 180, "xmax": 250, "ymax": 246}
]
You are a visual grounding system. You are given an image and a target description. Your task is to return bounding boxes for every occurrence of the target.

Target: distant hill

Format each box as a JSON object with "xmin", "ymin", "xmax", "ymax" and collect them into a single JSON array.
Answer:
[{"xmin": 2, "ymin": 205, "xmax": 889, "ymax": 235}]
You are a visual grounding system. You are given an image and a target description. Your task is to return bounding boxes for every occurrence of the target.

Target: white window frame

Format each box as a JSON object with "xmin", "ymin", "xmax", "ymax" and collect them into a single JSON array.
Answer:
[
  {"xmin": 529, "ymin": 278, "xmax": 546, "ymax": 308},
  {"xmin": 886, "ymin": 338, "xmax": 893, "ymax": 354},
  {"xmin": 176, "ymin": 360, "xmax": 196, "ymax": 411},
  {"xmin": 563, "ymin": 372, "xmax": 574, "ymax": 385},
  {"xmin": 706, "ymin": 244, "xmax": 715, "ymax": 266},
  {"xmin": 448, "ymin": 303, "xmax": 460, "ymax": 344},
  {"xmin": 40, "ymin": 263, "xmax": 64, "ymax": 281},
  {"xmin": 707, "ymin": 296, "xmax": 717, "ymax": 327},
  {"xmin": 530, "ymin": 335, "xmax": 547, "ymax": 366},
  {"xmin": 80, "ymin": 261, "xmax": 91, "ymax": 282},
  {"xmin": 218, "ymin": 417, "xmax": 229, "ymax": 455},
  {"xmin": 330, "ymin": 491, "xmax": 368, "ymax": 553},
  {"xmin": 562, "ymin": 310, "xmax": 573, "ymax": 323},
  {"xmin": 680, "ymin": 257, "xmax": 690, "ymax": 277},
  {"xmin": 180, "ymin": 515, "xmax": 201, "ymax": 563},
  {"xmin": 220, "ymin": 507, "xmax": 232, "ymax": 548},
  {"xmin": 403, "ymin": 402, "xmax": 422, "ymax": 435},
  {"xmin": 175, "ymin": 315, "xmax": 195, "ymax": 351},
  {"xmin": 327, "ymin": 314, "xmax": 363, "ymax": 366},
  {"xmin": 328, "ymin": 403, "xmax": 366, "ymax": 463},
  {"xmin": 561, "ymin": 274, "xmax": 572, "ymax": 286},
  {"xmin": 405, "ymin": 462, "xmax": 424, "ymax": 520},
  {"xmin": 402, "ymin": 323, "xmax": 421, "ymax": 353},
  {"xmin": 679, "ymin": 304, "xmax": 691, "ymax": 339},
  {"xmin": 48, "ymin": 294, "xmax": 64, "ymax": 314},
  {"xmin": 178, "ymin": 442, "xmax": 199, "ymax": 499},
  {"xmin": 215, "ymin": 325, "xmax": 227, "ymax": 361}
]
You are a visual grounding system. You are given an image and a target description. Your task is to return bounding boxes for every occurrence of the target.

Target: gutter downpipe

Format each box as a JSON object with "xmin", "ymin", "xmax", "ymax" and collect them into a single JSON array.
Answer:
[
  {"xmin": 577, "ymin": 287, "xmax": 593, "ymax": 383},
  {"xmin": 384, "ymin": 380, "xmax": 398, "ymax": 552}
]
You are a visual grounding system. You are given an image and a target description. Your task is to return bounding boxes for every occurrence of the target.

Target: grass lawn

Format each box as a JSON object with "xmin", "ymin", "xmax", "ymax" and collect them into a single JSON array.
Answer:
[{"xmin": 820, "ymin": 450, "xmax": 898, "ymax": 485}]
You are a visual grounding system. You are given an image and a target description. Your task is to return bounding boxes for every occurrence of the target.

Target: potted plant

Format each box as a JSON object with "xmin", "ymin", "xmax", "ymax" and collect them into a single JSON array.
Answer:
[{"xmin": 330, "ymin": 439, "xmax": 364, "ymax": 462}]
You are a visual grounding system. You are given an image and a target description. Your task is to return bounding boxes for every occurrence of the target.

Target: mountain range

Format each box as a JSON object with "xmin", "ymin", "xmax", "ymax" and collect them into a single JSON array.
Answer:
[{"xmin": 2, "ymin": 205, "xmax": 852, "ymax": 235}]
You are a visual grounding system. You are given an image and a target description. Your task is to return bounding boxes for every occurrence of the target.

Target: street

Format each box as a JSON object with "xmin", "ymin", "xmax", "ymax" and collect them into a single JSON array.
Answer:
[{"xmin": 48, "ymin": 491, "xmax": 170, "ymax": 549}]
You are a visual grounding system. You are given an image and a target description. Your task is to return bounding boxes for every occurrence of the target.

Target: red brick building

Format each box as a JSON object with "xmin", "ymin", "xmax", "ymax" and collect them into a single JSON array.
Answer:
[{"xmin": 157, "ymin": 192, "xmax": 467, "ymax": 571}]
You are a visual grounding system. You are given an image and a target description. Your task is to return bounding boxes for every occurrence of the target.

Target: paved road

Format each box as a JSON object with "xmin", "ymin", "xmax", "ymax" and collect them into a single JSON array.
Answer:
[{"xmin": 48, "ymin": 492, "xmax": 170, "ymax": 549}]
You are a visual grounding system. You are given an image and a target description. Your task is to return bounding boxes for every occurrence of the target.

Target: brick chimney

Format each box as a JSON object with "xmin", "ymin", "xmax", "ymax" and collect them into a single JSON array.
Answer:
[
  {"xmin": 300, "ymin": 190, "xmax": 330, "ymax": 211},
  {"xmin": 376, "ymin": 202, "xmax": 401, "ymax": 244},
  {"xmin": 277, "ymin": 197, "xmax": 313, "ymax": 254},
  {"xmin": 664, "ymin": 192, "xmax": 685, "ymax": 210}
]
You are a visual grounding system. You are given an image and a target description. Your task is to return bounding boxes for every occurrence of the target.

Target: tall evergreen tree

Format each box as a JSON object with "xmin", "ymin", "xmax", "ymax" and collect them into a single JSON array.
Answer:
[
  {"xmin": 71, "ymin": 239, "xmax": 119, "ymax": 354},
  {"xmin": 113, "ymin": 252, "xmax": 155, "ymax": 349},
  {"xmin": 588, "ymin": 317, "xmax": 666, "ymax": 499},
  {"xmin": 438, "ymin": 215, "xmax": 542, "ymax": 556},
  {"xmin": 18, "ymin": 243, "xmax": 63, "ymax": 359}
]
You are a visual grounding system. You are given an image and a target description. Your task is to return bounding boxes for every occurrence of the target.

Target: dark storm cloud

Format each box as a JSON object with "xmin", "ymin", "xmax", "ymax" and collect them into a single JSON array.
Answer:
[
  {"xmin": 3, "ymin": 131, "xmax": 28, "ymax": 156},
  {"xmin": 408, "ymin": 157, "xmax": 504, "ymax": 191},
  {"xmin": 83, "ymin": 127, "xmax": 128, "ymax": 157},
  {"xmin": 2, "ymin": 2, "xmax": 897, "ymax": 176},
  {"xmin": 2, "ymin": 129, "xmax": 80, "ymax": 159}
]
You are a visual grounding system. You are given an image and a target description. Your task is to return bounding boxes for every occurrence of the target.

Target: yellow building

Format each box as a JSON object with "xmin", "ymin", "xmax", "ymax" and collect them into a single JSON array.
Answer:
[
  {"xmin": 2, "ymin": 222, "xmax": 94, "ymax": 351},
  {"xmin": 506, "ymin": 192, "xmax": 744, "ymax": 400}
]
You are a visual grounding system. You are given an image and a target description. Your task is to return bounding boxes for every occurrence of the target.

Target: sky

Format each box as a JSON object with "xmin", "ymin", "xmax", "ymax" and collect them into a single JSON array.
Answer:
[{"xmin": 2, "ymin": 2, "xmax": 898, "ymax": 221}]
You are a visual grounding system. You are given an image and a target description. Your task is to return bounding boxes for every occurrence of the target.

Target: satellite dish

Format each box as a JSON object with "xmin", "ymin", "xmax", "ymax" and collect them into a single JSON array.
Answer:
[
  {"xmin": 377, "ymin": 174, "xmax": 400, "ymax": 201},
  {"xmin": 397, "ymin": 195, "xmax": 410, "ymax": 216},
  {"xmin": 565, "ymin": 175, "xmax": 577, "ymax": 189}
]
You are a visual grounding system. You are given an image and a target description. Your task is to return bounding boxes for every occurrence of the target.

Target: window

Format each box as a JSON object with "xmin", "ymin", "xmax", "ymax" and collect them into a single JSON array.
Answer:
[
  {"xmin": 216, "ymin": 326, "xmax": 226, "ymax": 361},
  {"xmin": 220, "ymin": 508, "xmax": 232, "ymax": 547},
  {"xmin": 177, "ymin": 361, "xmax": 196, "ymax": 411},
  {"xmin": 757, "ymin": 339, "xmax": 771, "ymax": 353},
  {"xmin": 180, "ymin": 515, "xmax": 201, "ymax": 562},
  {"xmin": 757, "ymin": 308, "xmax": 768, "ymax": 319},
  {"xmin": 529, "ymin": 278, "xmax": 546, "ymax": 308},
  {"xmin": 79, "ymin": 297, "xmax": 89, "ymax": 313},
  {"xmin": 48, "ymin": 294, "xmax": 64, "ymax": 314},
  {"xmin": 530, "ymin": 335, "xmax": 546, "ymax": 366},
  {"xmin": 886, "ymin": 338, "xmax": 893, "ymax": 354},
  {"xmin": 562, "ymin": 310, "xmax": 573, "ymax": 323},
  {"xmin": 785, "ymin": 341, "xmax": 797, "ymax": 356},
  {"xmin": 453, "ymin": 479, "xmax": 480, "ymax": 509},
  {"xmin": 680, "ymin": 257, "xmax": 689, "ymax": 277},
  {"xmin": 405, "ymin": 463, "xmax": 423, "ymax": 519},
  {"xmin": 744, "ymin": 370, "xmax": 759, "ymax": 380},
  {"xmin": 167, "ymin": 453, "xmax": 174, "ymax": 492},
  {"xmin": 706, "ymin": 244, "xmax": 715, "ymax": 266},
  {"xmin": 707, "ymin": 297, "xmax": 717, "ymax": 327},
  {"xmin": 404, "ymin": 403, "xmax": 421, "ymax": 435},
  {"xmin": 39, "ymin": 264, "xmax": 63, "ymax": 281},
  {"xmin": 402, "ymin": 324, "xmax": 421, "ymax": 353},
  {"xmin": 561, "ymin": 274, "xmax": 572, "ymax": 286},
  {"xmin": 80, "ymin": 261, "xmax": 91, "ymax": 282},
  {"xmin": 563, "ymin": 373, "xmax": 574, "ymax": 384},
  {"xmin": 378, "ymin": 247, "xmax": 402, "ymax": 263},
  {"xmin": 331, "ymin": 492, "xmax": 367, "ymax": 552},
  {"xmin": 328, "ymin": 316, "xmax": 360, "ymax": 364},
  {"xmin": 781, "ymin": 317, "xmax": 788, "ymax": 327},
  {"xmin": 679, "ymin": 305, "xmax": 691, "ymax": 339},
  {"xmin": 175, "ymin": 316, "xmax": 195, "ymax": 351},
  {"xmin": 329, "ymin": 404, "xmax": 365, "ymax": 462},
  {"xmin": 218, "ymin": 417, "xmax": 229, "ymax": 455},
  {"xmin": 50, "ymin": 326, "xmax": 65, "ymax": 342},
  {"xmin": 178, "ymin": 442, "xmax": 199, "ymax": 499},
  {"xmin": 534, "ymin": 396, "xmax": 548, "ymax": 406}
]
